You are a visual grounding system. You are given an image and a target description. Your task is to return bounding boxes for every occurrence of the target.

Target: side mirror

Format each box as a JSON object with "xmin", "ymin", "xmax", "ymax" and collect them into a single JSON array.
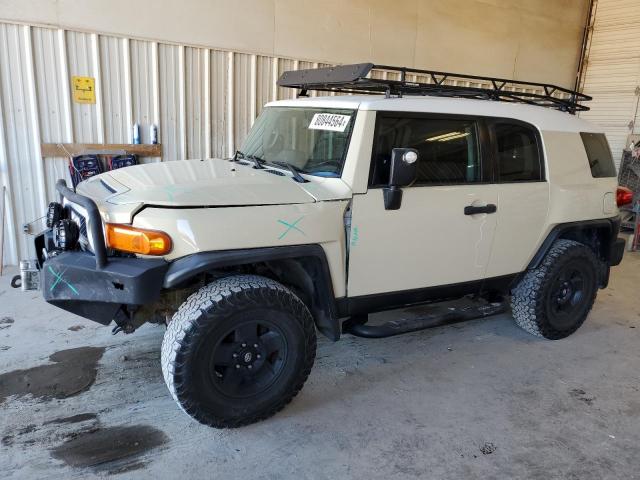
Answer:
[{"xmin": 383, "ymin": 148, "xmax": 418, "ymax": 210}]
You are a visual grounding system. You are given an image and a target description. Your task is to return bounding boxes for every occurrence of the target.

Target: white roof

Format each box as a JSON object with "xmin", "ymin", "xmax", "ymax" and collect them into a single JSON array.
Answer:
[{"xmin": 266, "ymin": 95, "xmax": 600, "ymax": 133}]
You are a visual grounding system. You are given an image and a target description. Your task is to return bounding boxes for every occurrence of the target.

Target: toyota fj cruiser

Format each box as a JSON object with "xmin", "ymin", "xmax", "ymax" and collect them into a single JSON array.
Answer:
[{"xmin": 19, "ymin": 64, "xmax": 627, "ymax": 428}]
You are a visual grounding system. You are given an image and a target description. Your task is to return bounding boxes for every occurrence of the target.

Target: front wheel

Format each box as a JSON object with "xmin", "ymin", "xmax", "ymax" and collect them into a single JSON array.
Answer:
[
  {"xmin": 511, "ymin": 239, "xmax": 599, "ymax": 340},
  {"xmin": 161, "ymin": 275, "xmax": 316, "ymax": 428}
]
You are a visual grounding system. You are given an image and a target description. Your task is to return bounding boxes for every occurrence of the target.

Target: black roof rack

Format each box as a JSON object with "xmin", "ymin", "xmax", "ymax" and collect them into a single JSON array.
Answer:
[{"xmin": 277, "ymin": 63, "xmax": 591, "ymax": 114}]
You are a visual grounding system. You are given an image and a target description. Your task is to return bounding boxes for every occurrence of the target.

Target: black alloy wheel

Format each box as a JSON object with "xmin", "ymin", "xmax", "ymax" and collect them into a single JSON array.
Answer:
[{"xmin": 207, "ymin": 319, "xmax": 288, "ymax": 399}]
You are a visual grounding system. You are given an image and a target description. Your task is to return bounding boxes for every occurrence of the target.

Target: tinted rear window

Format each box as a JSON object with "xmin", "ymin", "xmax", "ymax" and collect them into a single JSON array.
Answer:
[{"xmin": 580, "ymin": 132, "xmax": 616, "ymax": 178}]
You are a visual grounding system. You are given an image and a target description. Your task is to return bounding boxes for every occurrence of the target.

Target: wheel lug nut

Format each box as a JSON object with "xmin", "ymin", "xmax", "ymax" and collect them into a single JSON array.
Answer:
[
  {"xmin": 235, "ymin": 364, "xmax": 240, "ymax": 369},
  {"xmin": 253, "ymin": 344, "xmax": 258, "ymax": 348},
  {"xmin": 232, "ymin": 353, "xmax": 238, "ymax": 358},
  {"xmin": 241, "ymin": 343, "xmax": 247, "ymax": 348},
  {"xmin": 247, "ymin": 365, "xmax": 252, "ymax": 369},
  {"xmin": 256, "ymin": 354, "xmax": 261, "ymax": 359}
]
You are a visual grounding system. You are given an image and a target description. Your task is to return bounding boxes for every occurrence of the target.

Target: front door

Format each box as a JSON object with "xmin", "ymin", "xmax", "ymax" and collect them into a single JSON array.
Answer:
[{"xmin": 347, "ymin": 113, "xmax": 499, "ymax": 299}]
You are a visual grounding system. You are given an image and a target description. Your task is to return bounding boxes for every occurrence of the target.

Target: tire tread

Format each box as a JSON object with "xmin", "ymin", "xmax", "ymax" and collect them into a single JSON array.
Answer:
[
  {"xmin": 161, "ymin": 274, "xmax": 316, "ymax": 428},
  {"xmin": 511, "ymin": 239, "xmax": 598, "ymax": 339}
]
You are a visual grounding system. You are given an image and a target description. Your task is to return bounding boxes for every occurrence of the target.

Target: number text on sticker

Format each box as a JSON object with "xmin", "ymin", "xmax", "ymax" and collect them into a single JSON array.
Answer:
[{"xmin": 308, "ymin": 113, "xmax": 351, "ymax": 132}]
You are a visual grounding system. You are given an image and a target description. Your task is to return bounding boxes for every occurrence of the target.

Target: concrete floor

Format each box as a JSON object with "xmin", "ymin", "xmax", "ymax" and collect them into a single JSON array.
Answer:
[{"xmin": 1, "ymin": 253, "xmax": 639, "ymax": 479}]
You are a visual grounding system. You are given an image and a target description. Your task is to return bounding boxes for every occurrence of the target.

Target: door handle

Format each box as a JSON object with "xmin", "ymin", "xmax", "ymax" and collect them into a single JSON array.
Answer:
[{"xmin": 464, "ymin": 204, "xmax": 497, "ymax": 215}]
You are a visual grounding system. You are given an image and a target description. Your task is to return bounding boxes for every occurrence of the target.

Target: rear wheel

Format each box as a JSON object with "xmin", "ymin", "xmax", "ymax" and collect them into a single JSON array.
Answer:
[
  {"xmin": 511, "ymin": 239, "xmax": 599, "ymax": 339},
  {"xmin": 161, "ymin": 274, "xmax": 316, "ymax": 428}
]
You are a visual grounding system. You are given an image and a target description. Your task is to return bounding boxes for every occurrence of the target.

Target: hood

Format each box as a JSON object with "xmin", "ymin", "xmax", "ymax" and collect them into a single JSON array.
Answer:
[{"xmin": 78, "ymin": 158, "xmax": 320, "ymax": 207}]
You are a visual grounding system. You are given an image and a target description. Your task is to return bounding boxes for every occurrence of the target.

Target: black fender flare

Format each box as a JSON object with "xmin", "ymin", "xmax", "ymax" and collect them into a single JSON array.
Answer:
[
  {"xmin": 163, "ymin": 245, "xmax": 342, "ymax": 341},
  {"xmin": 527, "ymin": 217, "xmax": 620, "ymax": 270},
  {"xmin": 527, "ymin": 217, "xmax": 621, "ymax": 288}
]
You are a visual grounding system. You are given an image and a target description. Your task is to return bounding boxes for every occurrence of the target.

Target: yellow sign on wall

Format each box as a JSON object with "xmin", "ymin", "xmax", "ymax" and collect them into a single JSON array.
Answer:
[{"xmin": 71, "ymin": 76, "xmax": 96, "ymax": 104}]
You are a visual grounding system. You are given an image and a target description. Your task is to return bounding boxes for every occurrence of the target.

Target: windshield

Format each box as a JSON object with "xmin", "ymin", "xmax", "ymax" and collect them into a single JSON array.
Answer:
[{"xmin": 239, "ymin": 107, "xmax": 356, "ymax": 178}]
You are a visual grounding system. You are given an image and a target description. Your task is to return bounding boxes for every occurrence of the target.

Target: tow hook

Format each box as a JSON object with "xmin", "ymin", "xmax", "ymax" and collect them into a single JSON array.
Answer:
[
  {"xmin": 112, "ymin": 324, "xmax": 134, "ymax": 335},
  {"xmin": 112, "ymin": 307, "xmax": 137, "ymax": 335}
]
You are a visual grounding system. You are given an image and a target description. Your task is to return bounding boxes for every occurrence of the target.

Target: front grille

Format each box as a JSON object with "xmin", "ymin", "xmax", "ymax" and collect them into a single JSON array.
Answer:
[
  {"xmin": 68, "ymin": 206, "xmax": 90, "ymax": 251},
  {"xmin": 78, "ymin": 216, "xmax": 88, "ymax": 238}
]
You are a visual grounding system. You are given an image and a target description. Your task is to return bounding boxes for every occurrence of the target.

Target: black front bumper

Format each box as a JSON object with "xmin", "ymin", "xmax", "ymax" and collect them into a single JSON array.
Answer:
[
  {"xmin": 42, "ymin": 251, "xmax": 168, "ymax": 325},
  {"xmin": 37, "ymin": 179, "xmax": 169, "ymax": 325}
]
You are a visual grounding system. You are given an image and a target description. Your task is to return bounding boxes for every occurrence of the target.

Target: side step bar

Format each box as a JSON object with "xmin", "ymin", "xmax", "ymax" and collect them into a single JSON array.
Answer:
[{"xmin": 342, "ymin": 300, "xmax": 507, "ymax": 339}]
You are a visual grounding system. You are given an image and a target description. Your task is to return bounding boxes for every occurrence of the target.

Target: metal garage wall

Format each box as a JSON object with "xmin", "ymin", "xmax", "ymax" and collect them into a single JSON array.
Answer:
[
  {"xmin": 580, "ymin": 0, "xmax": 640, "ymax": 167},
  {"xmin": 0, "ymin": 24, "xmax": 48, "ymax": 268},
  {"xmin": 0, "ymin": 21, "xmax": 325, "ymax": 267}
]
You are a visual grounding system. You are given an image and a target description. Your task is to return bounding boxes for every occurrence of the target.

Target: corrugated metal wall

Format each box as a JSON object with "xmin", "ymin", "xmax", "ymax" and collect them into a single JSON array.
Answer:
[
  {"xmin": 580, "ymin": 0, "xmax": 640, "ymax": 167},
  {"xmin": 0, "ymin": 21, "xmax": 334, "ymax": 266}
]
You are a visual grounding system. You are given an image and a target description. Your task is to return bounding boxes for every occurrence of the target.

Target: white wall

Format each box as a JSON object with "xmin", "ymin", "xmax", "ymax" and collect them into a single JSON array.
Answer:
[{"xmin": 1, "ymin": 0, "xmax": 589, "ymax": 87}]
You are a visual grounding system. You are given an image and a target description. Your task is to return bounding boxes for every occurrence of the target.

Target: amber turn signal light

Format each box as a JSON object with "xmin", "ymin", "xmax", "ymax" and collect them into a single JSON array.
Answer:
[{"xmin": 105, "ymin": 224, "xmax": 172, "ymax": 255}]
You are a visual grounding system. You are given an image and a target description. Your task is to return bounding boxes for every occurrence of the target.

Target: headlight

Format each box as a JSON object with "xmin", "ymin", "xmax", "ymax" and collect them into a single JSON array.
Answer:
[{"xmin": 105, "ymin": 224, "xmax": 172, "ymax": 255}]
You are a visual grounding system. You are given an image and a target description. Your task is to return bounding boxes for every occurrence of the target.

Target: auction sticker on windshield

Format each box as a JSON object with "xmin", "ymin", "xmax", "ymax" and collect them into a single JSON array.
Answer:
[{"xmin": 308, "ymin": 113, "xmax": 351, "ymax": 132}]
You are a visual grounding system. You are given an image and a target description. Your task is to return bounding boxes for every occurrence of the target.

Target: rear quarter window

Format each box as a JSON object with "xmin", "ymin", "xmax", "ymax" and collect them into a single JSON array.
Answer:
[
  {"xmin": 493, "ymin": 122, "xmax": 543, "ymax": 182},
  {"xmin": 580, "ymin": 132, "xmax": 617, "ymax": 178}
]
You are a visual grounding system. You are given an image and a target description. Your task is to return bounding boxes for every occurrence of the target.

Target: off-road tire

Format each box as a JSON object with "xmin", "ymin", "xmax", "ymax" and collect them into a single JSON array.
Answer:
[
  {"xmin": 161, "ymin": 274, "xmax": 316, "ymax": 428},
  {"xmin": 511, "ymin": 239, "xmax": 599, "ymax": 340}
]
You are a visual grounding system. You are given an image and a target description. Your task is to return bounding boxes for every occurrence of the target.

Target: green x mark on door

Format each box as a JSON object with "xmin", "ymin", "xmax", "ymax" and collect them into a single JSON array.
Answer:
[{"xmin": 277, "ymin": 216, "xmax": 305, "ymax": 240}]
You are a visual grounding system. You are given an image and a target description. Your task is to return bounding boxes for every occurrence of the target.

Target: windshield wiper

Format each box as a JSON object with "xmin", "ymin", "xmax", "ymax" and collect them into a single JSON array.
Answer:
[
  {"xmin": 271, "ymin": 161, "xmax": 308, "ymax": 183},
  {"xmin": 233, "ymin": 150, "xmax": 265, "ymax": 169},
  {"xmin": 246, "ymin": 154, "xmax": 266, "ymax": 169},
  {"xmin": 235, "ymin": 153, "xmax": 306, "ymax": 181}
]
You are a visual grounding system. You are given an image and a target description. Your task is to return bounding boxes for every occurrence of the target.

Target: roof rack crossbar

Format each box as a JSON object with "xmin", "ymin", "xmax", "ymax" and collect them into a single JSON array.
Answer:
[{"xmin": 277, "ymin": 63, "xmax": 591, "ymax": 113}]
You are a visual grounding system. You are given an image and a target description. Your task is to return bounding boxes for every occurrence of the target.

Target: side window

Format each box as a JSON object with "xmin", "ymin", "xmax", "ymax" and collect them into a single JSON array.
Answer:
[
  {"xmin": 371, "ymin": 116, "xmax": 480, "ymax": 186},
  {"xmin": 580, "ymin": 132, "xmax": 617, "ymax": 178},
  {"xmin": 493, "ymin": 123, "xmax": 543, "ymax": 182}
]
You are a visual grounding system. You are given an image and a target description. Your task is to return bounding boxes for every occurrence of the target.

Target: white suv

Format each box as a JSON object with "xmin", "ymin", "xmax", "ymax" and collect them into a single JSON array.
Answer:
[{"xmin": 21, "ymin": 64, "xmax": 627, "ymax": 428}]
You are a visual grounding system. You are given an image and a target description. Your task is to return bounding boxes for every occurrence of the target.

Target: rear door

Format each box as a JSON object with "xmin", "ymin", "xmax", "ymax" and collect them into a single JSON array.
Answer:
[
  {"xmin": 346, "ymin": 113, "xmax": 499, "ymax": 298},
  {"xmin": 484, "ymin": 120, "xmax": 550, "ymax": 278}
]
